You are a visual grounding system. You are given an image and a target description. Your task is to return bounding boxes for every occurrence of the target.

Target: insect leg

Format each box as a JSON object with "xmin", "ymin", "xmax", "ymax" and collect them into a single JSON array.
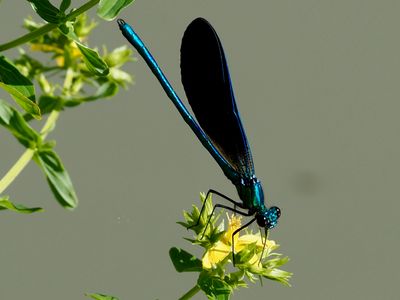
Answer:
[
  {"xmin": 200, "ymin": 203, "xmax": 252, "ymax": 240},
  {"xmin": 258, "ymin": 228, "xmax": 270, "ymax": 266},
  {"xmin": 188, "ymin": 189, "xmax": 245, "ymax": 230},
  {"xmin": 231, "ymin": 218, "xmax": 257, "ymax": 266}
]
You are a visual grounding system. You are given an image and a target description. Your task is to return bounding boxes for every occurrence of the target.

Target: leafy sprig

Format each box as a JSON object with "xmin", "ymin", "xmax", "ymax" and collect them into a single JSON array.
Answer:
[
  {"xmin": 170, "ymin": 193, "xmax": 292, "ymax": 299},
  {"xmin": 0, "ymin": 0, "xmax": 135, "ymax": 211}
]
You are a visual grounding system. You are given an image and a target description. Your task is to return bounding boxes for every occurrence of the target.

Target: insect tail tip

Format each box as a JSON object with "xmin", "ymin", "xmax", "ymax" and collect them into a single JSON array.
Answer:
[{"xmin": 117, "ymin": 19, "xmax": 126, "ymax": 27}]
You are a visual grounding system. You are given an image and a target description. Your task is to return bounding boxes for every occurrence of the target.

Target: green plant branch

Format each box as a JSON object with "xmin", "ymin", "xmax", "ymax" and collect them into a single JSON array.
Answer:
[
  {"xmin": 0, "ymin": 110, "xmax": 59, "ymax": 194},
  {"xmin": 0, "ymin": 0, "xmax": 100, "ymax": 52},
  {"xmin": 0, "ymin": 0, "xmax": 100, "ymax": 192},
  {"xmin": 40, "ymin": 109, "xmax": 59, "ymax": 137},
  {"xmin": 0, "ymin": 23, "xmax": 57, "ymax": 52},
  {"xmin": 64, "ymin": 0, "xmax": 100, "ymax": 21},
  {"xmin": 178, "ymin": 285, "xmax": 201, "ymax": 300},
  {"xmin": 0, "ymin": 149, "xmax": 35, "ymax": 194}
]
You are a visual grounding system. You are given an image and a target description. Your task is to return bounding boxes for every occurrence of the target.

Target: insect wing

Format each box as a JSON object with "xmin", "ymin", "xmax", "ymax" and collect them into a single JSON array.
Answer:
[{"xmin": 180, "ymin": 18, "xmax": 255, "ymax": 176}]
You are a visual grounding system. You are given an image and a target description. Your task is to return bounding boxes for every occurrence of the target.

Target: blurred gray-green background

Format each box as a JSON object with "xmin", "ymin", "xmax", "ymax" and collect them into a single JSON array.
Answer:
[{"xmin": 1, "ymin": 1, "xmax": 399, "ymax": 299}]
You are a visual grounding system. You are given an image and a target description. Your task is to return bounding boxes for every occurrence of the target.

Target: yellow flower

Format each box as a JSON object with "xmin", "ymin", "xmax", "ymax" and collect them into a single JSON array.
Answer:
[
  {"xmin": 30, "ymin": 42, "xmax": 82, "ymax": 67},
  {"xmin": 30, "ymin": 43, "xmax": 64, "ymax": 54},
  {"xmin": 202, "ymin": 214, "xmax": 276, "ymax": 269}
]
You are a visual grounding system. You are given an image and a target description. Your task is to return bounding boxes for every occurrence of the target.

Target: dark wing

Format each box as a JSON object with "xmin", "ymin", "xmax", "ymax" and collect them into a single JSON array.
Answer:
[{"xmin": 180, "ymin": 18, "xmax": 255, "ymax": 177}]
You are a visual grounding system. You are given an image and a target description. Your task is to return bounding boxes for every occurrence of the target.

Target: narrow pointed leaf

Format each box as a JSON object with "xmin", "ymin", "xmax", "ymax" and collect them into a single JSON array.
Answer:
[
  {"xmin": 0, "ymin": 56, "xmax": 40, "ymax": 119},
  {"xmin": 261, "ymin": 268, "xmax": 292, "ymax": 286},
  {"xmin": 76, "ymin": 43, "xmax": 109, "ymax": 76},
  {"xmin": 197, "ymin": 272, "xmax": 232, "ymax": 300},
  {"xmin": 0, "ymin": 99, "xmax": 41, "ymax": 148},
  {"xmin": 0, "ymin": 196, "xmax": 43, "ymax": 213},
  {"xmin": 34, "ymin": 149, "xmax": 78, "ymax": 209},
  {"xmin": 97, "ymin": 0, "xmax": 135, "ymax": 21},
  {"xmin": 38, "ymin": 95, "xmax": 65, "ymax": 114},
  {"xmin": 27, "ymin": 0, "xmax": 63, "ymax": 23},
  {"xmin": 0, "ymin": 83, "xmax": 41, "ymax": 119},
  {"xmin": 103, "ymin": 46, "xmax": 134, "ymax": 68},
  {"xmin": 0, "ymin": 56, "xmax": 35, "ymax": 100},
  {"xmin": 86, "ymin": 293, "xmax": 119, "ymax": 300},
  {"xmin": 59, "ymin": 0, "xmax": 71, "ymax": 12},
  {"xmin": 59, "ymin": 25, "xmax": 109, "ymax": 76}
]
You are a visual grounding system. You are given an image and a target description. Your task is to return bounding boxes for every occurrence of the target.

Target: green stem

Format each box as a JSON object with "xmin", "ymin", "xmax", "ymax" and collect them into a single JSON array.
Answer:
[
  {"xmin": 0, "ymin": 149, "xmax": 35, "ymax": 195},
  {"xmin": 40, "ymin": 110, "xmax": 60, "ymax": 137},
  {"xmin": 63, "ymin": 67, "xmax": 74, "ymax": 93},
  {"xmin": 0, "ymin": 23, "xmax": 57, "ymax": 51},
  {"xmin": 179, "ymin": 285, "xmax": 201, "ymax": 300},
  {"xmin": 0, "ymin": 110, "xmax": 60, "ymax": 194},
  {"xmin": 0, "ymin": 0, "xmax": 100, "ymax": 52},
  {"xmin": 64, "ymin": 0, "xmax": 100, "ymax": 21}
]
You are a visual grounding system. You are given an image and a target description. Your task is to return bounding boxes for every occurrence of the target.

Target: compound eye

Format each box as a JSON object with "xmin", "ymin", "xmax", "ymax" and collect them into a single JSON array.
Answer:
[
  {"xmin": 266, "ymin": 206, "xmax": 281, "ymax": 229},
  {"xmin": 271, "ymin": 206, "xmax": 281, "ymax": 218}
]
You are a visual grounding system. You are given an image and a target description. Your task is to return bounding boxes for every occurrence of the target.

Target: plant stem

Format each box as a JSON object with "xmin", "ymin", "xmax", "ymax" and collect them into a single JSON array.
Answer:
[
  {"xmin": 64, "ymin": 0, "xmax": 100, "ymax": 21},
  {"xmin": 0, "ymin": 110, "xmax": 60, "ymax": 194},
  {"xmin": 0, "ymin": 149, "xmax": 35, "ymax": 194},
  {"xmin": 0, "ymin": 23, "xmax": 57, "ymax": 51},
  {"xmin": 40, "ymin": 110, "xmax": 60, "ymax": 137},
  {"xmin": 179, "ymin": 285, "xmax": 201, "ymax": 300},
  {"xmin": 0, "ymin": 0, "xmax": 100, "ymax": 52}
]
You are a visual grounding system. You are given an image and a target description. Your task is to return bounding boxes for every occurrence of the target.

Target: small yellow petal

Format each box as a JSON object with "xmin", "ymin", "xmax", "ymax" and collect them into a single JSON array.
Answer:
[
  {"xmin": 71, "ymin": 44, "xmax": 82, "ymax": 58},
  {"xmin": 248, "ymin": 253, "xmax": 261, "ymax": 266},
  {"xmin": 55, "ymin": 56, "xmax": 64, "ymax": 67},
  {"xmin": 202, "ymin": 241, "xmax": 231, "ymax": 269},
  {"xmin": 31, "ymin": 44, "xmax": 63, "ymax": 54},
  {"xmin": 222, "ymin": 214, "xmax": 242, "ymax": 245},
  {"xmin": 237, "ymin": 234, "xmax": 263, "ymax": 246}
]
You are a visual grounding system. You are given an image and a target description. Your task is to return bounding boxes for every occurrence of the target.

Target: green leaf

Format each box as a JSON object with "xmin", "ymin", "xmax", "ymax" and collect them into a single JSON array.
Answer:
[
  {"xmin": 38, "ymin": 95, "xmax": 65, "ymax": 114},
  {"xmin": 197, "ymin": 271, "xmax": 232, "ymax": 300},
  {"xmin": 0, "ymin": 56, "xmax": 35, "ymax": 98},
  {"xmin": 34, "ymin": 149, "xmax": 78, "ymax": 209},
  {"xmin": 85, "ymin": 293, "xmax": 119, "ymax": 300},
  {"xmin": 0, "ymin": 83, "xmax": 41, "ymax": 119},
  {"xmin": 59, "ymin": 0, "xmax": 71, "ymax": 12},
  {"xmin": 169, "ymin": 247, "xmax": 202, "ymax": 272},
  {"xmin": 103, "ymin": 46, "xmax": 134, "ymax": 68},
  {"xmin": 76, "ymin": 43, "xmax": 109, "ymax": 76},
  {"xmin": 24, "ymin": 95, "xmax": 63, "ymax": 122},
  {"xmin": 0, "ymin": 196, "xmax": 43, "ymax": 213},
  {"xmin": 73, "ymin": 13, "xmax": 97, "ymax": 37},
  {"xmin": 235, "ymin": 243, "xmax": 258, "ymax": 265},
  {"xmin": 264, "ymin": 256, "xmax": 290, "ymax": 269},
  {"xmin": 97, "ymin": 0, "xmax": 135, "ymax": 21},
  {"xmin": 59, "ymin": 24, "xmax": 109, "ymax": 76},
  {"xmin": 0, "ymin": 99, "xmax": 41, "ymax": 148},
  {"xmin": 0, "ymin": 56, "xmax": 40, "ymax": 119},
  {"xmin": 108, "ymin": 68, "xmax": 133, "ymax": 88},
  {"xmin": 261, "ymin": 267, "xmax": 292, "ymax": 286},
  {"xmin": 27, "ymin": 0, "xmax": 63, "ymax": 24},
  {"xmin": 224, "ymin": 270, "xmax": 247, "ymax": 289}
]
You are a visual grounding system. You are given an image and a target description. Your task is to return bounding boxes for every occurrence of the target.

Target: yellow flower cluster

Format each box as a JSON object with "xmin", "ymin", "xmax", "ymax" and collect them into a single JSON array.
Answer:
[{"xmin": 202, "ymin": 214, "xmax": 276, "ymax": 269}]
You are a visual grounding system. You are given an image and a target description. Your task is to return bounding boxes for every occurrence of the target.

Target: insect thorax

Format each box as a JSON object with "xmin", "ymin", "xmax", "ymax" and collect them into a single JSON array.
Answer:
[{"xmin": 235, "ymin": 176, "xmax": 266, "ymax": 213}]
